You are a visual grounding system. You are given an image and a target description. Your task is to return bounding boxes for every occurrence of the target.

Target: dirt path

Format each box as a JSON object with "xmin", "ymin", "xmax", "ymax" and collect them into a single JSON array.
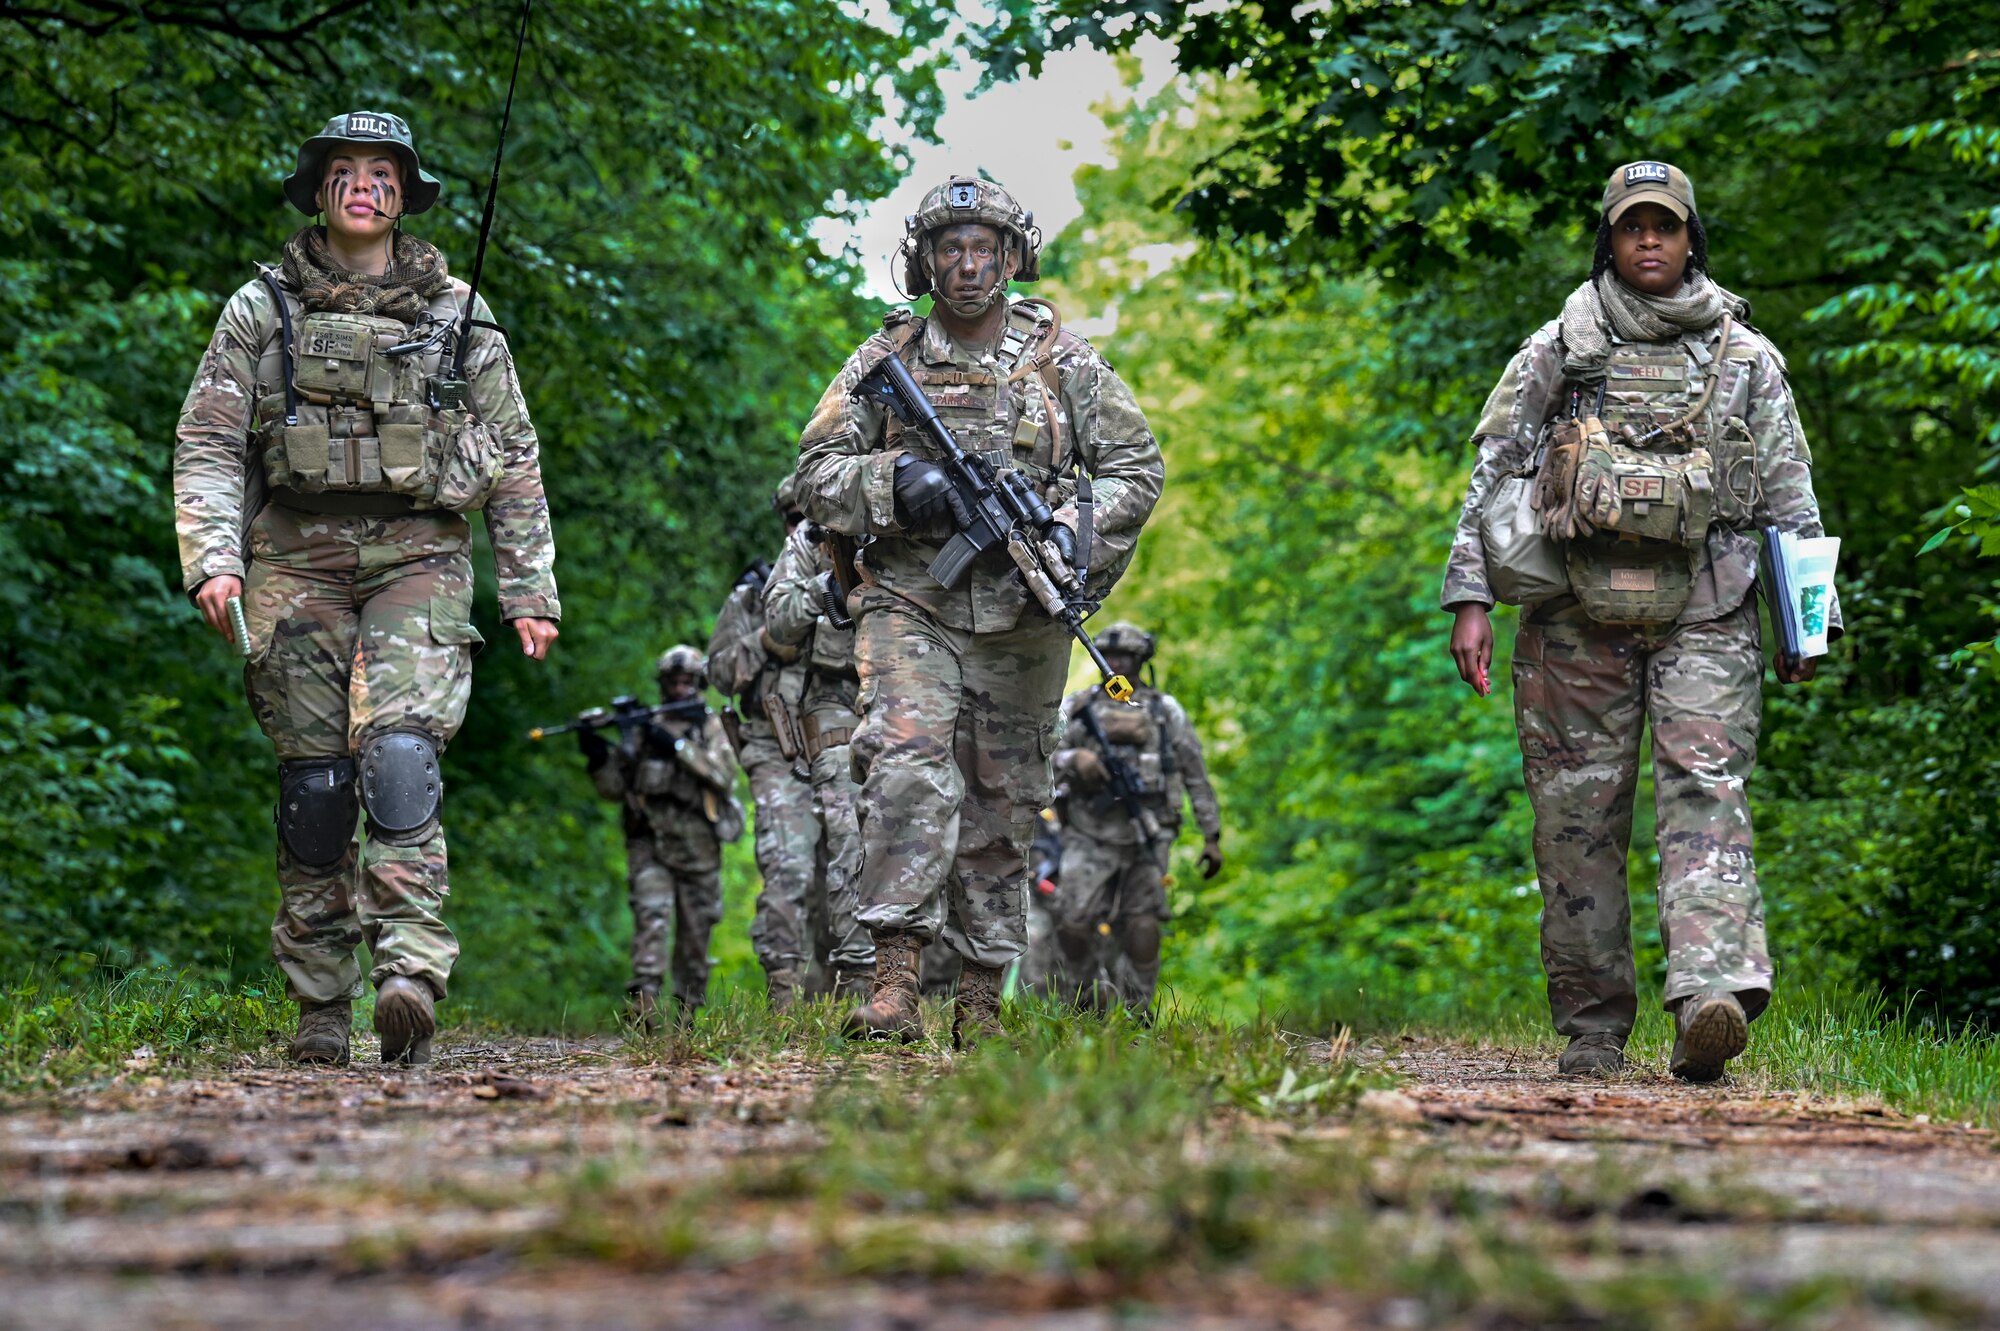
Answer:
[{"xmin": 2, "ymin": 1034, "xmax": 1994, "ymax": 1329}]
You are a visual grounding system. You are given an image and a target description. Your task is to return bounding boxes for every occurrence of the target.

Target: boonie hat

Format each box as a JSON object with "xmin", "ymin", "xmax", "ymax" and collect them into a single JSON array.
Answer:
[
  {"xmin": 1601, "ymin": 161, "xmax": 1696, "ymax": 224},
  {"xmin": 284, "ymin": 111, "xmax": 441, "ymax": 217}
]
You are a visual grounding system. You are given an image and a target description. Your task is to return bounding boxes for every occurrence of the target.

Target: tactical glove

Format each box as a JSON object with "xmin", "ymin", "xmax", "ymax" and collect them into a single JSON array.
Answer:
[
  {"xmin": 1199, "ymin": 835, "xmax": 1224, "ymax": 880},
  {"xmin": 1044, "ymin": 521, "xmax": 1079, "ymax": 571},
  {"xmin": 892, "ymin": 453, "xmax": 973, "ymax": 536},
  {"xmin": 577, "ymin": 725, "xmax": 610, "ymax": 764},
  {"xmin": 1568, "ymin": 432, "xmax": 1625, "ymax": 536},
  {"xmin": 1067, "ymin": 748, "xmax": 1108, "ymax": 792},
  {"xmin": 1532, "ymin": 418, "xmax": 1584, "ymax": 537}
]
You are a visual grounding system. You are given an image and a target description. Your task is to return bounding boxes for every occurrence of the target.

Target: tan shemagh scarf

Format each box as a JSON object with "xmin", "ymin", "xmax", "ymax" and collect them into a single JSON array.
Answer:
[
  {"xmin": 1560, "ymin": 270, "xmax": 1747, "ymax": 379},
  {"xmin": 281, "ymin": 226, "xmax": 449, "ymax": 324}
]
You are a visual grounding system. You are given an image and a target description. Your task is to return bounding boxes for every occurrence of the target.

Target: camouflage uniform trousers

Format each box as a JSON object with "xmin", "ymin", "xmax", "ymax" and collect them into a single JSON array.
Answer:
[
  {"xmin": 1047, "ymin": 825, "xmax": 1172, "ymax": 1011},
  {"xmin": 626, "ymin": 809, "xmax": 723, "ymax": 1008},
  {"xmin": 849, "ymin": 588, "xmax": 1071, "ymax": 968},
  {"xmin": 1513, "ymin": 594, "xmax": 1772, "ymax": 1037},
  {"xmin": 808, "ymin": 739, "xmax": 873, "ymax": 971},
  {"xmin": 740, "ymin": 719, "xmax": 826, "ymax": 976},
  {"xmin": 240, "ymin": 503, "xmax": 482, "ymax": 1004}
]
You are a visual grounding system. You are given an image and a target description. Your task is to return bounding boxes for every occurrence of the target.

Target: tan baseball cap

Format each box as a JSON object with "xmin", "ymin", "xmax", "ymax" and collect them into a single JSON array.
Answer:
[{"xmin": 1601, "ymin": 161, "xmax": 1696, "ymax": 223}]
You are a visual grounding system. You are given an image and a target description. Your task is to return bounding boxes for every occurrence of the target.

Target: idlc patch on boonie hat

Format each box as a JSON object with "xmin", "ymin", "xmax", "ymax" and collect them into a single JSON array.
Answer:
[
  {"xmin": 1624, "ymin": 161, "xmax": 1672, "ymax": 186},
  {"xmin": 343, "ymin": 112, "xmax": 398, "ymax": 140}
]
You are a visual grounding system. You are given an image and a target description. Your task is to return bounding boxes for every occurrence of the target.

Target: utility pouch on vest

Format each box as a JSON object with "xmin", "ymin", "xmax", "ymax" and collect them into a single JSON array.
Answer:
[
  {"xmin": 295, "ymin": 312, "xmax": 400, "ymax": 406},
  {"xmin": 1565, "ymin": 440, "xmax": 1715, "ymax": 625},
  {"xmin": 1481, "ymin": 470, "xmax": 1570, "ymax": 605},
  {"xmin": 432, "ymin": 410, "xmax": 505, "ymax": 513}
]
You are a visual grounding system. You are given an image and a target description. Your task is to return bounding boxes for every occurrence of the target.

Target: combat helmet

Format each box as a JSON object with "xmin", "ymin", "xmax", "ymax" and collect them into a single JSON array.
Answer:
[
  {"xmin": 771, "ymin": 472, "xmax": 803, "ymax": 516},
  {"xmin": 899, "ymin": 176, "xmax": 1041, "ymax": 315},
  {"xmin": 655, "ymin": 644, "xmax": 707, "ymax": 684},
  {"xmin": 1096, "ymin": 621, "xmax": 1157, "ymax": 666},
  {"xmin": 284, "ymin": 111, "xmax": 441, "ymax": 217}
]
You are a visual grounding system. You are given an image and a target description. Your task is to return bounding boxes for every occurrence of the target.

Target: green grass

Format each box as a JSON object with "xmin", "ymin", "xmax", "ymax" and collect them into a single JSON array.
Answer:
[{"xmin": 2, "ymin": 963, "xmax": 287, "ymax": 1090}]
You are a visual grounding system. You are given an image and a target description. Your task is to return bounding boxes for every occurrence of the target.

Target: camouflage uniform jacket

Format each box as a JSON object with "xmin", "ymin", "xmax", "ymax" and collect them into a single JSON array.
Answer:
[
  {"xmin": 174, "ymin": 269, "xmax": 560, "ymax": 621},
  {"xmin": 1054, "ymin": 684, "xmax": 1221, "ymax": 848},
  {"xmin": 796, "ymin": 301, "xmax": 1165, "ymax": 634},
  {"xmin": 762, "ymin": 523, "xmax": 859, "ymax": 721},
  {"xmin": 1441, "ymin": 315, "xmax": 1838, "ymax": 633},
  {"xmin": 590, "ymin": 711, "xmax": 739, "ymax": 840},
  {"xmin": 707, "ymin": 554, "xmax": 809, "ymax": 717}
]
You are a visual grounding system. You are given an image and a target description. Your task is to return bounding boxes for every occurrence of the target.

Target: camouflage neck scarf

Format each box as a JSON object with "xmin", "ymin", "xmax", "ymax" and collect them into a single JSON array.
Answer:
[
  {"xmin": 1560, "ymin": 271, "xmax": 1746, "ymax": 380},
  {"xmin": 281, "ymin": 227, "xmax": 449, "ymax": 324}
]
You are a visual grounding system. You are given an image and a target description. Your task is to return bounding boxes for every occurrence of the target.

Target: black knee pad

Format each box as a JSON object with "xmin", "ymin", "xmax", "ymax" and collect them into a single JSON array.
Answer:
[
  {"xmin": 277, "ymin": 757, "xmax": 359, "ymax": 869},
  {"xmin": 359, "ymin": 729, "xmax": 443, "ymax": 847}
]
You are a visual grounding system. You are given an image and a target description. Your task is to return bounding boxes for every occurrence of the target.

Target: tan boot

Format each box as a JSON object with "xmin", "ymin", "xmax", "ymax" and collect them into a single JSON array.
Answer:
[
  {"xmin": 951, "ymin": 961, "xmax": 1005, "ymax": 1051},
  {"xmin": 1671, "ymin": 991, "xmax": 1747, "ymax": 1083},
  {"xmin": 374, "ymin": 976, "xmax": 436, "ymax": 1066},
  {"xmin": 841, "ymin": 931, "xmax": 925, "ymax": 1043},
  {"xmin": 765, "ymin": 967, "xmax": 808, "ymax": 1014},
  {"xmin": 289, "ymin": 999, "xmax": 352, "ymax": 1066},
  {"xmin": 1558, "ymin": 1032, "xmax": 1627, "ymax": 1076}
]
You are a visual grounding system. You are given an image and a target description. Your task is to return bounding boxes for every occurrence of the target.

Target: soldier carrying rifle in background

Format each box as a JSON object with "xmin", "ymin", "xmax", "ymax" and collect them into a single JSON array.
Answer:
[
  {"xmin": 1046, "ymin": 623, "xmax": 1222, "ymax": 1019},
  {"xmin": 564, "ymin": 646, "xmax": 742, "ymax": 1030}
]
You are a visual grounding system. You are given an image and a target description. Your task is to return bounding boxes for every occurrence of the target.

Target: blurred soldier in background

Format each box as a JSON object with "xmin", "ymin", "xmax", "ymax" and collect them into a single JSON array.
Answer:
[
  {"xmin": 762, "ymin": 509, "xmax": 875, "ymax": 1001},
  {"xmin": 1047, "ymin": 623, "xmax": 1222, "ymax": 1019},
  {"xmin": 579, "ymin": 646, "xmax": 741, "ymax": 1030},
  {"xmin": 707, "ymin": 479, "xmax": 830, "ymax": 1009}
]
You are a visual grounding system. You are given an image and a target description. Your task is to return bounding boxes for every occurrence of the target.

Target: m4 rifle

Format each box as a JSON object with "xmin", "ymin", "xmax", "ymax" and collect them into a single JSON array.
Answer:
[
  {"xmin": 851, "ymin": 351, "xmax": 1132, "ymax": 702},
  {"xmin": 527, "ymin": 694, "xmax": 707, "ymax": 742},
  {"xmin": 1076, "ymin": 700, "xmax": 1163, "ymax": 852}
]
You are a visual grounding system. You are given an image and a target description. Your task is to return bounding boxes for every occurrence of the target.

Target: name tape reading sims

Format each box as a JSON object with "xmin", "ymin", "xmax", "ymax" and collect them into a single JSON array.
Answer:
[{"xmin": 1625, "ymin": 161, "xmax": 1672, "ymax": 185}]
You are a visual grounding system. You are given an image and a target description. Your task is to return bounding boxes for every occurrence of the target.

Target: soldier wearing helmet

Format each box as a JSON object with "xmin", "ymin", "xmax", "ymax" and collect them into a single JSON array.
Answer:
[
  {"xmin": 760, "ymin": 505, "xmax": 878, "ymax": 1005},
  {"xmin": 795, "ymin": 174, "xmax": 1165, "ymax": 1048},
  {"xmin": 579, "ymin": 644, "xmax": 742, "ymax": 1029},
  {"xmin": 704, "ymin": 475, "xmax": 834, "ymax": 1011},
  {"xmin": 173, "ymin": 111, "xmax": 561, "ymax": 1067},
  {"xmin": 1044, "ymin": 623, "xmax": 1222, "ymax": 1018}
]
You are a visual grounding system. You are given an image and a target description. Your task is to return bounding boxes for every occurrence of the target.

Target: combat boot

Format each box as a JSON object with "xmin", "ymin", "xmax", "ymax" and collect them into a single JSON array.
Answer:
[
  {"xmin": 374, "ymin": 975, "xmax": 436, "ymax": 1067},
  {"xmin": 1670, "ymin": 991, "xmax": 1747, "ymax": 1083},
  {"xmin": 951, "ymin": 961, "xmax": 1005, "ymax": 1051},
  {"xmin": 1557, "ymin": 1032, "xmax": 1626, "ymax": 1076},
  {"xmin": 841, "ymin": 930, "xmax": 924, "ymax": 1043},
  {"xmin": 627, "ymin": 982, "xmax": 663, "ymax": 1035},
  {"xmin": 289, "ymin": 998, "xmax": 352, "ymax": 1066},
  {"xmin": 765, "ymin": 967, "xmax": 808, "ymax": 1014}
]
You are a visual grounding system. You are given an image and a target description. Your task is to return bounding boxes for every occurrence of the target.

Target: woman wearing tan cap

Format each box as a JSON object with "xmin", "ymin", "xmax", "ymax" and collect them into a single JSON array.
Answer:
[{"xmin": 1439, "ymin": 162, "xmax": 1839, "ymax": 1083}]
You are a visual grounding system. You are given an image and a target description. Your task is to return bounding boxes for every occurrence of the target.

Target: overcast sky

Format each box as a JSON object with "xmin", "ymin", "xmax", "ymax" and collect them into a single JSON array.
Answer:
[{"xmin": 815, "ymin": 35, "xmax": 1177, "ymax": 304}]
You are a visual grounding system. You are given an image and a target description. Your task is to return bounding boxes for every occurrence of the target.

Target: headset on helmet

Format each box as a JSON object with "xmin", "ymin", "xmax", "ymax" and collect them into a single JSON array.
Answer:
[
  {"xmin": 1096, "ymin": 621, "xmax": 1157, "ymax": 666},
  {"xmin": 897, "ymin": 176, "xmax": 1042, "ymax": 314},
  {"xmin": 655, "ymin": 644, "xmax": 707, "ymax": 683}
]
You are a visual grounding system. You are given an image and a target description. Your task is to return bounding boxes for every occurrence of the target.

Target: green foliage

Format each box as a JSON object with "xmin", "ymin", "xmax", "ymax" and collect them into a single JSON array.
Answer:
[{"xmin": 0, "ymin": 1, "xmax": 944, "ymax": 1010}]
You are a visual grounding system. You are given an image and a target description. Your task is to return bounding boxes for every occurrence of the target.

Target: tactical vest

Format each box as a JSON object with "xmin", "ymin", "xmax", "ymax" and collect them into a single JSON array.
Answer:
[
  {"xmin": 629, "ymin": 717, "xmax": 707, "ymax": 809},
  {"xmin": 881, "ymin": 303, "xmax": 1073, "ymax": 498},
  {"xmin": 1564, "ymin": 318, "xmax": 1759, "ymax": 625},
  {"xmin": 250, "ymin": 270, "xmax": 504, "ymax": 514},
  {"xmin": 1083, "ymin": 692, "xmax": 1175, "ymax": 804}
]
